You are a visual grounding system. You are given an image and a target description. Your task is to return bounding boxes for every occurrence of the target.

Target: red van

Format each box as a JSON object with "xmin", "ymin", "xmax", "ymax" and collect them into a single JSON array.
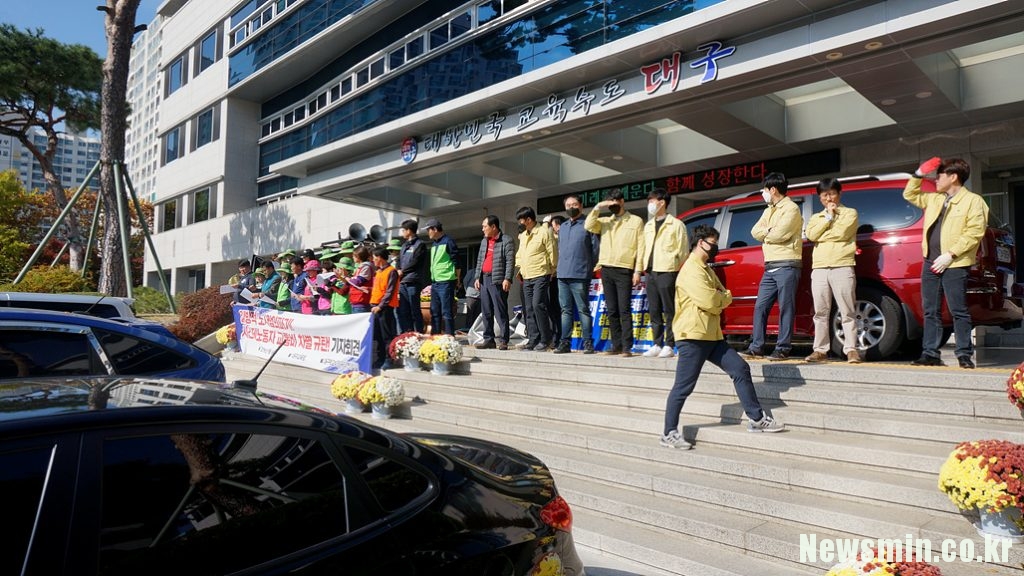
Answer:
[{"xmin": 678, "ymin": 175, "xmax": 1022, "ymax": 360}]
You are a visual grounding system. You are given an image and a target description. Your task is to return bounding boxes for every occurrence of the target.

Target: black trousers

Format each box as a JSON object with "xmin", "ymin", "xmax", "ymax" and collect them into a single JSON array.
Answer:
[
  {"xmin": 373, "ymin": 304, "xmax": 396, "ymax": 368},
  {"xmin": 601, "ymin": 266, "xmax": 634, "ymax": 351},
  {"xmin": 479, "ymin": 273, "xmax": 510, "ymax": 343},
  {"xmin": 523, "ymin": 275, "xmax": 552, "ymax": 346},
  {"xmin": 647, "ymin": 270, "xmax": 678, "ymax": 347}
]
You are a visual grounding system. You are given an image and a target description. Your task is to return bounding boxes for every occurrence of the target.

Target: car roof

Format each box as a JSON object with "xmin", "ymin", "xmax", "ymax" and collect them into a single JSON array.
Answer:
[
  {"xmin": 0, "ymin": 307, "xmax": 146, "ymax": 328},
  {"xmin": 681, "ymin": 174, "xmax": 932, "ymax": 218},
  {"xmin": 0, "ymin": 291, "xmax": 135, "ymax": 305}
]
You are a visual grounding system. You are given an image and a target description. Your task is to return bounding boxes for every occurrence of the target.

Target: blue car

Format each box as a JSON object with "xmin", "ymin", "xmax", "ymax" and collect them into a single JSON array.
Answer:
[{"xmin": 0, "ymin": 308, "xmax": 225, "ymax": 381}]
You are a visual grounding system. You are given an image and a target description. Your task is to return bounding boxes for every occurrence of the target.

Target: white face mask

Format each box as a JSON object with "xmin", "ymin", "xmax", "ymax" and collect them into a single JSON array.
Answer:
[
  {"xmin": 761, "ymin": 189, "xmax": 773, "ymax": 204},
  {"xmin": 647, "ymin": 202, "xmax": 659, "ymax": 217}
]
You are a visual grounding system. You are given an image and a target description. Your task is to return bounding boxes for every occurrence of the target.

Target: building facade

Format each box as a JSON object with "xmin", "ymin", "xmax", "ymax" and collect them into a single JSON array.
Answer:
[
  {"xmin": 125, "ymin": 14, "xmax": 167, "ymax": 202},
  {"xmin": 144, "ymin": 0, "xmax": 1024, "ymax": 293},
  {"xmin": 0, "ymin": 129, "xmax": 101, "ymax": 193}
]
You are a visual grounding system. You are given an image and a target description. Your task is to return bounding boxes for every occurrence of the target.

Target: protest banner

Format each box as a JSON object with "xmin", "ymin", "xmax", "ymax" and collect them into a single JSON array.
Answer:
[{"xmin": 231, "ymin": 305, "xmax": 374, "ymax": 374}]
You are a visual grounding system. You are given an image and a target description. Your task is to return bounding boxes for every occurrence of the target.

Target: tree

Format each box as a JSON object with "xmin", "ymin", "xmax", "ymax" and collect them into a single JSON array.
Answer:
[
  {"xmin": 97, "ymin": 0, "xmax": 144, "ymax": 296},
  {"xmin": 0, "ymin": 170, "xmax": 43, "ymax": 282},
  {"xmin": 0, "ymin": 25, "xmax": 103, "ymax": 273}
]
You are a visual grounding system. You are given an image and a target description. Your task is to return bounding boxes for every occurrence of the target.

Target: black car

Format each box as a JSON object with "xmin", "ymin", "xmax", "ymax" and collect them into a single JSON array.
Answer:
[{"xmin": 0, "ymin": 377, "xmax": 583, "ymax": 576}]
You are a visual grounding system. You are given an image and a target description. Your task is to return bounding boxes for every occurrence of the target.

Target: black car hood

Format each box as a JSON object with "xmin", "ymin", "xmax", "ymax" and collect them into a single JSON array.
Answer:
[{"xmin": 407, "ymin": 433, "xmax": 556, "ymax": 496}]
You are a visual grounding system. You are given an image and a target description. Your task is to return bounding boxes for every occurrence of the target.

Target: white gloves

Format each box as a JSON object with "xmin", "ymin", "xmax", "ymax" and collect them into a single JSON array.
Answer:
[{"xmin": 930, "ymin": 253, "xmax": 954, "ymax": 273}]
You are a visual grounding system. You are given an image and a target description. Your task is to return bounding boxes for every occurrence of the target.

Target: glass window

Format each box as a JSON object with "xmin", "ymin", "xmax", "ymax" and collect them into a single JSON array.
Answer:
[
  {"xmin": 356, "ymin": 68, "xmax": 369, "ymax": 87},
  {"xmin": 270, "ymin": 118, "xmax": 281, "ymax": 132},
  {"xmin": 316, "ymin": 92, "xmax": 327, "ymax": 108},
  {"xmin": 194, "ymin": 187, "xmax": 211, "ymax": 223},
  {"xmin": 166, "ymin": 57, "xmax": 184, "ymax": 95},
  {"xmin": 251, "ymin": 16, "xmax": 262, "ymax": 32},
  {"xmin": 230, "ymin": 0, "xmax": 259, "ymax": 28},
  {"xmin": 340, "ymin": 77, "xmax": 352, "ymax": 96},
  {"xmin": 330, "ymin": 85, "xmax": 340, "ymax": 101},
  {"xmin": 162, "ymin": 200, "xmax": 177, "ymax": 232},
  {"xmin": 369, "ymin": 58, "xmax": 384, "ymax": 79},
  {"xmin": 276, "ymin": 0, "xmax": 286, "ymax": 12},
  {"xmin": 0, "ymin": 447, "xmax": 54, "ymax": 576},
  {"xmin": 93, "ymin": 328, "xmax": 195, "ymax": 374},
  {"xmin": 839, "ymin": 188, "xmax": 922, "ymax": 233},
  {"xmin": 478, "ymin": 1, "xmax": 500, "ymax": 25},
  {"xmin": 451, "ymin": 11, "xmax": 472, "ymax": 38},
  {"xmin": 388, "ymin": 47, "xmax": 404, "ymax": 70},
  {"xmin": 342, "ymin": 445, "xmax": 430, "ymax": 512},
  {"xmin": 724, "ymin": 206, "xmax": 770, "ymax": 249},
  {"xmin": 308, "ymin": 100, "xmax": 318, "ymax": 115},
  {"xmin": 99, "ymin": 432, "xmax": 357, "ymax": 575},
  {"xmin": 406, "ymin": 36, "xmax": 424, "ymax": 59},
  {"xmin": 163, "ymin": 126, "xmax": 182, "ymax": 164},
  {"xmin": 261, "ymin": 123, "xmax": 272, "ymax": 137},
  {"xmin": 233, "ymin": 27, "xmax": 247, "ymax": 46},
  {"xmin": 429, "ymin": 24, "xmax": 449, "ymax": 50},
  {"xmin": 293, "ymin": 105, "xmax": 305, "ymax": 121},
  {"xmin": 199, "ymin": 30, "xmax": 217, "ymax": 72},
  {"xmin": 0, "ymin": 329, "xmax": 102, "ymax": 378},
  {"xmin": 195, "ymin": 109, "xmax": 214, "ymax": 148},
  {"xmin": 683, "ymin": 211, "xmax": 719, "ymax": 243},
  {"xmin": 283, "ymin": 111, "xmax": 293, "ymax": 127},
  {"xmin": 261, "ymin": 7, "xmax": 273, "ymax": 24}
]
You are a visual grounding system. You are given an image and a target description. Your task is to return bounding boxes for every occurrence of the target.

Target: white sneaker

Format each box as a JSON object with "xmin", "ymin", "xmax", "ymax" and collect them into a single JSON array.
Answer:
[
  {"xmin": 659, "ymin": 430, "xmax": 693, "ymax": 449},
  {"xmin": 643, "ymin": 345, "xmax": 662, "ymax": 357},
  {"xmin": 658, "ymin": 346, "xmax": 675, "ymax": 358},
  {"xmin": 747, "ymin": 414, "xmax": 785, "ymax": 433}
]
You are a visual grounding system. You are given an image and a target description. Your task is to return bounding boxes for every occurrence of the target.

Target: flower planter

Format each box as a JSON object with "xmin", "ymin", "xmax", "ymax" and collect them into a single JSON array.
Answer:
[
  {"xmin": 371, "ymin": 402, "xmax": 392, "ymax": 420},
  {"xmin": 404, "ymin": 357, "xmax": 421, "ymax": 372},
  {"xmin": 432, "ymin": 362, "xmax": 451, "ymax": 375},
  {"xmin": 977, "ymin": 506, "xmax": 1024, "ymax": 543},
  {"xmin": 343, "ymin": 398, "xmax": 365, "ymax": 414}
]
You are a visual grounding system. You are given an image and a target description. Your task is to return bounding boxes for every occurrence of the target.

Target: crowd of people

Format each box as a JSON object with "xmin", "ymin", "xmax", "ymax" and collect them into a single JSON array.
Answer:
[{"xmin": 228, "ymin": 156, "xmax": 985, "ymax": 448}]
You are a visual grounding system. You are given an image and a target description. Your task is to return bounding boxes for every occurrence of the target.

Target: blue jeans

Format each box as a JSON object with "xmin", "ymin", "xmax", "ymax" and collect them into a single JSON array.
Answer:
[
  {"xmin": 921, "ymin": 263, "xmax": 972, "ymax": 358},
  {"xmin": 749, "ymin": 266, "xmax": 800, "ymax": 353},
  {"xmin": 664, "ymin": 339, "xmax": 765, "ymax": 435},
  {"xmin": 523, "ymin": 276, "xmax": 552, "ymax": 345},
  {"xmin": 558, "ymin": 279, "xmax": 593, "ymax": 343},
  {"xmin": 398, "ymin": 284, "xmax": 424, "ymax": 333},
  {"xmin": 430, "ymin": 280, "xmax": 456, "ymax": 335}
]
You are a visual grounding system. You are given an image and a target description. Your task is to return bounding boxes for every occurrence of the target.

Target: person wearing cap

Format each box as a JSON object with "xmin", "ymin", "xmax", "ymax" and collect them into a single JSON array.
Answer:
[
  {"xmin": 425, "ymin": 218, "xmax": 459, "ymax": 335},
  {"xmin": 329, "ymin": 257, "xmax": 356, "ymax": 315},
  {"xmin": 386, "ymin": 238, "xmax": 402, "ymax": 266},
  {"xmin": 301, "ymin": 248, "xmax": 316, "ymax": 262},
  {"xmin": 229, "ymin": 260, "xmax": 256, "ymax": 304},
  {"xmin": 251, "ymin": 260, "xmax": 281, "ymax": 310},
  {"xmin": 275, "ymin": 250, "xmax": 296, "ymax": 268},
  {"xmin": 515, "ymin": 206, "xmax": 558, "ymax": 351},
  {"xmin": 370, "ymin": 247, "xmax": 400, "ymax": 370},
  {"xmin": 338, "ymin": 240, "xmax": 356, "ymax": 257},
  {"xmin": 275, "ymin": 264, "xmax": 294, "ymax": 311},
  {"xmin": 298, "ymin": 260, "xmax": 329, "ymax": 315},
  {"xmin": 348, "ymin": 246, "xmax": 375, "ymax": 313},
  {"xmin": 585, "ymin": 189, "xmax": 645, "ymax": 356},
  {"xmin": 397, "ymin": 219, "xmax": 429, "ymax": 333}
]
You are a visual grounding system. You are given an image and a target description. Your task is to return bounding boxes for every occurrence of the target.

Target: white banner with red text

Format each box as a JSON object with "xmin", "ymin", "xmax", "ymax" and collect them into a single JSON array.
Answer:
[{"xmin": 231, "ymin": 305, "xmax": 374, "ymax": 374}]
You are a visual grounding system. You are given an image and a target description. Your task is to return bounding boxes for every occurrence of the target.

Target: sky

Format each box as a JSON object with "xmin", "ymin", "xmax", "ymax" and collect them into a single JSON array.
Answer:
[{"xmin": 0, "ymin": 1, "xmax": 159, "ymax": 57}]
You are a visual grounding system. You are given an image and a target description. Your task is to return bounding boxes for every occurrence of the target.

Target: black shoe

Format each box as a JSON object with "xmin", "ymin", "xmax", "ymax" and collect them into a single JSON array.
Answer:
[
  {"xmin": 533, "ymin": 342, "xmax": 549, "ymax": 352},
  {"xmin": 497, "ymin": 342, "xmax": 508, "ymax": 351},
  {"xmin": 474, "ymin": 340, "xmax": 496, "ymax": 350},
  {"xmin": 766, "ymin": 349, "xmax": 790, "ymax": 361},
  {"xmin": 738, "ymin": 348, "xmax": 763, "ymax": 359},
  {"xmin": 911, "ymin": 355, "xmax": 944, "ymax": 367},
  {"xmin": 582, "ymin": 340, "xmax": 595, "ymax": 354},
  {"xmin": 957, "ymin": 355, "xmax": 975, "ymax": 369},
  {"xmin": 553, "ymin": 341, "xmax": 571, "ymax": 354},
  {"xmin": 521, "ymin": 341, "xmax": 538, "ymax": 351}
]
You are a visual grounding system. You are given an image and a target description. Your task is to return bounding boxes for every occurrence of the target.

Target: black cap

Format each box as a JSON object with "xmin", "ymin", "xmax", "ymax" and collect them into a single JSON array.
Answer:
[
  {"xmin": 238, "ymin": 259, "xmax": 250, "ymax": 267},
  {"xmin": 424, "ymin": 218, "xmax": 440, "ymax": 230},
  {"xmin": 302, "ymin": 248, "xmax": 316, "ymax": 259}
]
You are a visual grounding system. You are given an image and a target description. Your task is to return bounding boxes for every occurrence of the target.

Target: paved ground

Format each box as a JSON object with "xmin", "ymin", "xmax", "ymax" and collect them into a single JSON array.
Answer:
[{"xmin": 577, "ymin": 545, "xmax": 675, "ymax": 576}]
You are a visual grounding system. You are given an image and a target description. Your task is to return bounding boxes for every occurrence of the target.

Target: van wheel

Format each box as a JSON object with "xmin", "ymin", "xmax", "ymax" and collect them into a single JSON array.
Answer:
[{"xmin": 831, "ymin": 287, "xmax": 903, "ymax": 361}]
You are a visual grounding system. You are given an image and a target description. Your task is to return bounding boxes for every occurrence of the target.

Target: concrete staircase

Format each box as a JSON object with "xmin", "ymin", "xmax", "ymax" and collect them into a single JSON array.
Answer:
[{"xmin": 222, "ymin": 350, "xmax": 1024, "ymax": 576}]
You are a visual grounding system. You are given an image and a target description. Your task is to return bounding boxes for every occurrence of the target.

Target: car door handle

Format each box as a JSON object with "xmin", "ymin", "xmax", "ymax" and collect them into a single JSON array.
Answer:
[{"xmin": 708, "ymin": 260, "xmax": 736, "ymax": 268}]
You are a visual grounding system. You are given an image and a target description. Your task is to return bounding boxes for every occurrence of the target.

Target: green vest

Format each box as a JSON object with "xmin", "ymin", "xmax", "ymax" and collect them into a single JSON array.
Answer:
[
  {"xmin": 331, "ymin": 286, "xmax": 352, "ymax": 315},
  {"xmin": 276, "ymin": 281, "xmax": 291, "ymax": 310},
  {"xmin": 430, "ymin": 239, "xmax": 457, "ymax": 282}
]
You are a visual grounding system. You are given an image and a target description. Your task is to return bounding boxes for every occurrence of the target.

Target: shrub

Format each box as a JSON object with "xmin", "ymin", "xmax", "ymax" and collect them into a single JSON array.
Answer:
[
  {"xmin": 169, "ymin": 286, "xmax": 234, "ymax": 343},
  {"xmin": 132, "ymin": 285, "xmax": 181, "ymax": 314},
  {"xmin": 0, "ymin": 265, "xmax": 94, "ymax": 293}
]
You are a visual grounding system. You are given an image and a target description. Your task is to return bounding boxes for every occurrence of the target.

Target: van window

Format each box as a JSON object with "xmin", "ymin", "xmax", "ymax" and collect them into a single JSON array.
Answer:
[
  {"xmin": 832, "ymin": 188, "xmax": 921, "ymax": 233},
  {"xmin": 92, "ymin": 328, "xmax": 195, "ymax": 374},
  {"xmin": 683, "ymin": 211, "xmax": 718, "ymax": 243},
  {"xmin": 722, "ymin": 206, "xmax": 765, "ymax": 249}
]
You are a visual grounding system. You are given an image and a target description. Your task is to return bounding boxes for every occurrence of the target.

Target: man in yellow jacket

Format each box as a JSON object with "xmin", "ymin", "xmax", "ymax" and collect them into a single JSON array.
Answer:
[
  {"xmin": 640, "ymin": 188, "xmax": 688, "ymax": 358},
  {"xmin": 903, "ymin": 157, "xmax": 988, "ymax": 369},
  {"xmin": 515, "ymin": 206, "xmax": 558, "ymax": 351},
  {"xmin": 586, "ymin": 189, "xmax": 645, "ymax": 356},
  {"xmin": 661, "ymin": 225, "xmax": 784, "ymax": 449},
  {"xmin": 804, "ymin": 178, "xmax": 861, "ymax": 364},
  {"xmin": 739, "ymin": 172, "xmax": 803, "ymax": 361}
]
